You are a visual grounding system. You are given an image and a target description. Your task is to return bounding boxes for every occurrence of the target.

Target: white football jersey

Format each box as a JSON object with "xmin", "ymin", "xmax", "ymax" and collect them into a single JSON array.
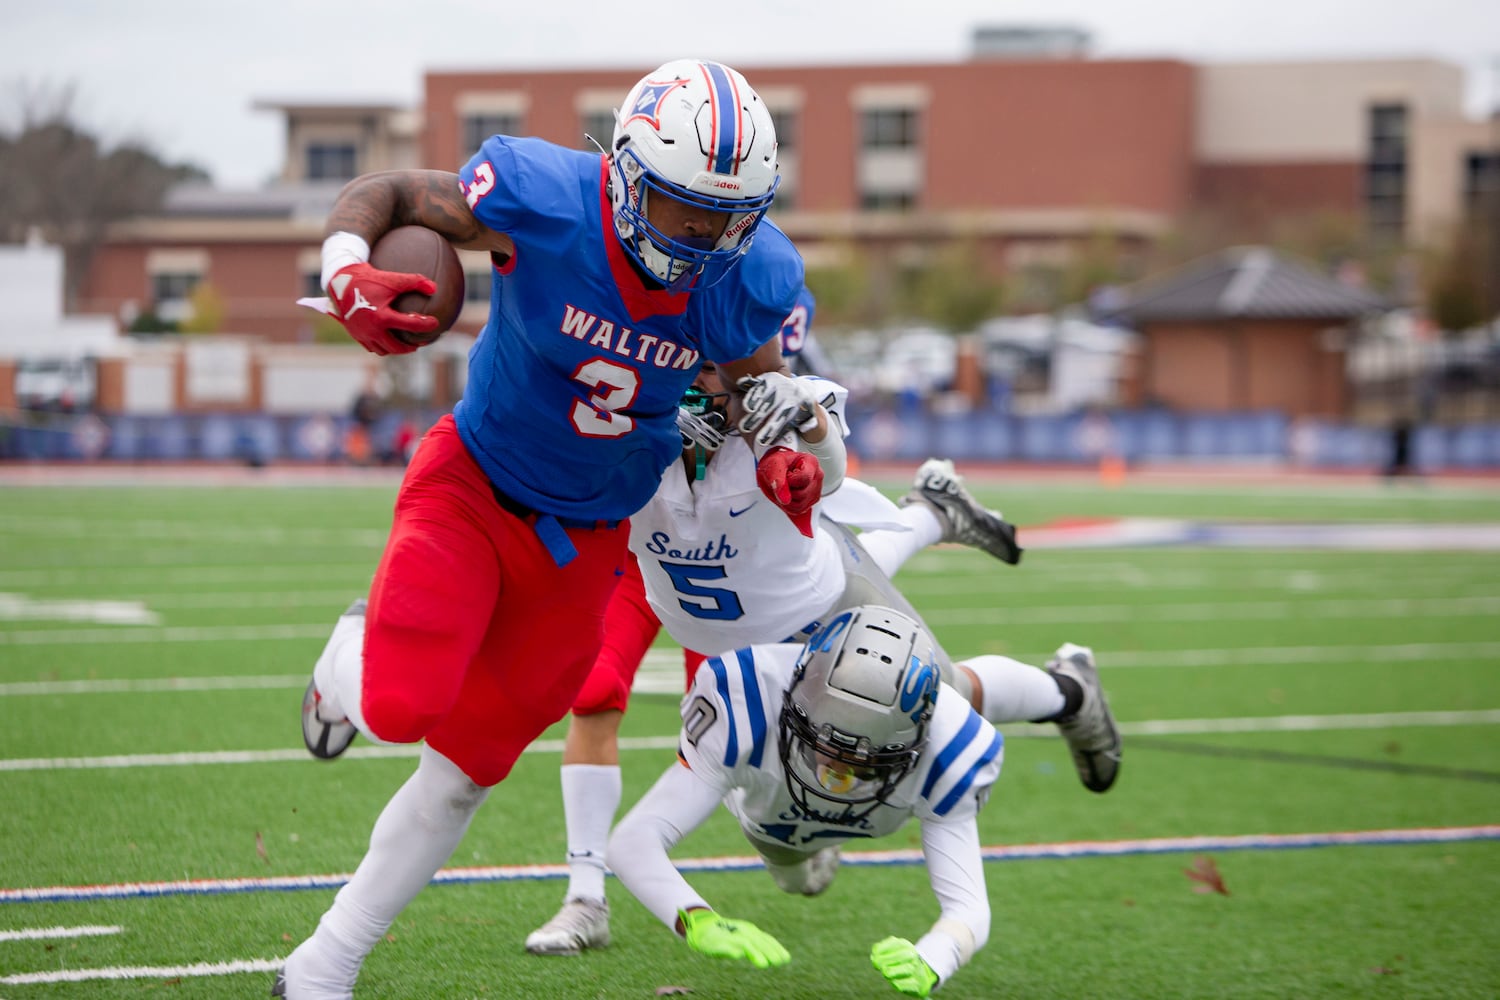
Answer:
[
  {"xmin": 678, "ymin": 644, "xmax": 1004, "ymax": 849},
  {"xmin": 628, "ymin": 377, "xmax": 851, "ymax": 654}
]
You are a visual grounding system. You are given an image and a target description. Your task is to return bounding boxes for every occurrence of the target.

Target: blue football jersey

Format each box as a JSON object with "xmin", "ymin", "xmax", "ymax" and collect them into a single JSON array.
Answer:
[{"xmin": 454, "ymin": 136, "xmax": 803, "ymax": 521}]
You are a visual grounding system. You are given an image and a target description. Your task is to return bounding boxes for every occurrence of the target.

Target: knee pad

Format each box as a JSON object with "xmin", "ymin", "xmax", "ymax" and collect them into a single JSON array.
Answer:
[
  {"xmin": 416, "ymin": 746, "xmax": 491, "ymax": 819},
  {"xmin": 763, "ymin": 859, "xmax": 809, "ymax": 895}
]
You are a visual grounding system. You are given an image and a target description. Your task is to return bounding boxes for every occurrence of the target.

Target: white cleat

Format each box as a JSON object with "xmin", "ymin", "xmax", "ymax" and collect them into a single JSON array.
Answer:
[
  {"xmin": 271, "ymin": 938, "xmax": 358, "ymax": 999},
  {"xmin": 525, "ymin": 898, "xmax": 611, "ymax": 956},
  {"xmin": 902, "ymin": 458, "xmax": 1023, "ymax": 565},
  {"xmin": 1046, "ymin": 643, "xmax": 1122, "ymax": 793},
  {"xmin": 300, "ymin": 599, "xmax": 365, "ymax": 760}
]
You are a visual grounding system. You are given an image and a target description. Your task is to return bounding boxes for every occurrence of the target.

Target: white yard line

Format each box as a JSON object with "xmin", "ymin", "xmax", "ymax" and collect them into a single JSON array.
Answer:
[
  {"xmin": 0, "ymin": 624, "xmax": 331, "ymax": 645},
  {"xmin": 3, "ymin": 594, "xmax": 1498, "ymax": 645},
  {"xmin": 904, "ymin": 566, "xmax": 1498, "ymax": 593},
  {"xmin": 0, "ymin": 594, "xmax": 159, "ymax": 626},
  {"xmin": 921, "ymin": 594, "xmax": 1500, "ymax": 626},
  {"xmin": 0, "ymin": 513, "xmax": 384, "ymax": 548},
  {"xmin": 4, "ymin": 641, "xmax": 1500, "ymax": 699},
  {"xmin": 1, "ymin": 711, "xmax": 1495, "ymax": 773},
  {"xmin": 0, "ymin": 675, "xmax": 313, "ymax": 696},
  {"xmin": 0, "ymin": 958, "xmax": 282, "ymax": 986},
  {"xmin": 0, "ymin": 925, "xmax": 122, "ymax": 942},
  {"xmin": 0, "ymin": 565, "xmax": 374, "ymax": 587}
]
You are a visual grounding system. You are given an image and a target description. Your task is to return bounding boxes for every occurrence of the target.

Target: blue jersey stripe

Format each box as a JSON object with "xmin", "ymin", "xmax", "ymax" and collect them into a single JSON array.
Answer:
[
  {"xmin": 934, "ymin": 730, "xmax": 1003, "ymax": 816},
  {"xmin": 735, "ymin": 647, "xmax": 768, "ymax": 768},
  {"xmin": 706, "ymin": 656, "xmax": 738, "ymax": 767},
  {"xmin": 922, "ymin": 710, "xmax": 983, "ymax": 800},
  {"xmin": 704, "ymin": 62, "xmax": 740, "ymax": 174}
]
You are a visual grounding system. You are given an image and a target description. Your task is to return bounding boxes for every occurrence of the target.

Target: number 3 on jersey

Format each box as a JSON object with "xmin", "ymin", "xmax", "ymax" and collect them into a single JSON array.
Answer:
[{"xmin": 570, "ymin": 358, "xmax": 639, "ymax": 437}]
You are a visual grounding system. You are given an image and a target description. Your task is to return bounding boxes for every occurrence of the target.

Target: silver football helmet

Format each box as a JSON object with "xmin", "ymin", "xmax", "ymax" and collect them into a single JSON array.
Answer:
[{"xmin": 779, "ymin": 606, "xmax": 941, "ymax": 824}]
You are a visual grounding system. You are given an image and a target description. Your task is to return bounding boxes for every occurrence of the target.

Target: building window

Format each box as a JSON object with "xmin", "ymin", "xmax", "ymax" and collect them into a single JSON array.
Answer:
[
  {"xmin": 306, "ymin": 142, "xmax": 357, "ymax": 181},
  {"xmin": 1364, "ymin": 103, "xmax": 1407, "ymax": 240},
  {"xmin": 1464, "ymin": 151, "xmax": 1500, "ymax": 207},
  {"xmin": 859, "ymin": 190, "xmax": 915, "ymax": 211},
  {"xmin": 150, "ymin": 271, "xmax": 201, "ymax": 324},
  {"xmin": 769, "ymin": 109, "xmax": 797, "ymax": 154},
  {"xmin": 855, "ymin": 96, "xmax": 924, "ymax": 211},
  {"xmin": 462, "ymin": 113, "xmax": 523, "ymax": 158},
  {"xmin": 302, "ymin": 271, "xmax": 325, "ymax": 300},
  {"xmin": 861, "ymin": 107, "xmax": 920, "ymax": 150}
]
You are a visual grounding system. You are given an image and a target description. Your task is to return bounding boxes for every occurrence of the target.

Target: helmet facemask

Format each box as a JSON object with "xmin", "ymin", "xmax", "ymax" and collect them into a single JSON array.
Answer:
[
  {"xmin": 676, "ymin": 365, "xmax": 734, "ymax": 479},
  {"xmin": 777, "ymin": 607, "xmax": 941, "ymax": 826},
  {"xmin": 779, "ymin": 702, "xmax": 921, "ymax": 825}
]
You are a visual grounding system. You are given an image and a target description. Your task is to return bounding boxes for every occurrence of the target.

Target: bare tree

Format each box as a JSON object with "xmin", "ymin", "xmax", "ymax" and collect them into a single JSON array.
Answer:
[{"xmin": 0, "ymin": 81, "xmax": 208, "ymax": 308}]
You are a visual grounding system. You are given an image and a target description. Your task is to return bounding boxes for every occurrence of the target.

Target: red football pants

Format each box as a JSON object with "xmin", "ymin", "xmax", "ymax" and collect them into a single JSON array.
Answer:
[
  {"xmin": 571, "ymin": 549, "xmax": 707, "ymax": 716},
  {"xmin": 361, "ymin": 415, "xmax": 628, "ymax": 786}
]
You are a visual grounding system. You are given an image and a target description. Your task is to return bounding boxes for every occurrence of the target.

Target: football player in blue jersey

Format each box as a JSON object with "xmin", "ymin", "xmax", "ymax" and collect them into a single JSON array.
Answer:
[
  {"xmin": 607, "ymin": 605, "xmax": 1007, "ymax": 998},
  {"xmin": 275, "ymin": 60, "xmax": 824, "ymax": 999}
]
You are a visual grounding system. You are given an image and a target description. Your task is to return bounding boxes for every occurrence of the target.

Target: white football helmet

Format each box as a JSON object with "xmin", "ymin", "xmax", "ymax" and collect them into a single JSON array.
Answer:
[
  {"xmin": 779, "ymin": 606, "xmax": 942, "ymax": 824},
  {"xmin": 610, "ymin": 59, "xmax": 779, "ymax": 291}
]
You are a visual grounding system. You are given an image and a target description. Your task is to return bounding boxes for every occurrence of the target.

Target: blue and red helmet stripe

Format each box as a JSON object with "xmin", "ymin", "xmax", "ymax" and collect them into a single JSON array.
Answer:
[{"xmin": 700, "ymin": 61, "xmax": 744, "ymax": 176}]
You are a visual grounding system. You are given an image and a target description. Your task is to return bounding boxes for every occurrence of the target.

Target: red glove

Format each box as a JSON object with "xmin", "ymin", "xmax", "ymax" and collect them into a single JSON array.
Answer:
[
  {"xmin": 326, "ymin": 263, "xmax": 441, "ymax": 356},
  {"xmin": 756, "ymin": 446, "xmax": 823, "ymax": 538}
]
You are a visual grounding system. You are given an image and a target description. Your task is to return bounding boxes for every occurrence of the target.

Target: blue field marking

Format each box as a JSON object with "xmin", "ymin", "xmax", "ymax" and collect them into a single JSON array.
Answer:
[{"xmin": 6, "ymin": 826, "xmax": 1496, "ymax": 904}]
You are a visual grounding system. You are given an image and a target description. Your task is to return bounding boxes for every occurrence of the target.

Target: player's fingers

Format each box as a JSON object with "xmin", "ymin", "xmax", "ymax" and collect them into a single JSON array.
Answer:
[
  {"xmin": 381, "ymin": 311, "xmax": 442, "ymax": 333},
  {"xmin": 389, "ymin": 273, "xmax": 437, "ymax": 296}
]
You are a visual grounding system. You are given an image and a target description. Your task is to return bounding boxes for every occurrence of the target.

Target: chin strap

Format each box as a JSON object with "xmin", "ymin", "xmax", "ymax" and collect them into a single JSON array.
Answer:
[{"xmin": 693, "ymin": 444, "xmax": 708, "ymax": 481}]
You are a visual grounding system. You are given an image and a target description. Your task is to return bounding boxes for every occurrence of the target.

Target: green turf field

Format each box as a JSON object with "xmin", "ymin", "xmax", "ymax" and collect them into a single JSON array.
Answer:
[{"xmin": 1, "ymin": 473, "xmax": 1497, "ymax": 998}]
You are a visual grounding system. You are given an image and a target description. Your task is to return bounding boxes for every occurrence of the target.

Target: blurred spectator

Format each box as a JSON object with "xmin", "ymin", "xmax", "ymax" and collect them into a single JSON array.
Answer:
[{"xmin": 1383, "ymin": 417, "xmax": 1418, "ymax": 479}]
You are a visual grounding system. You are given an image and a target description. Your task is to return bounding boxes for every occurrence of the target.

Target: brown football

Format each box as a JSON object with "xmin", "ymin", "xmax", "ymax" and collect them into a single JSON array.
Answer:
[{"xmin": 369, "ymin": 226, "xmax": 466, "ymax": 347}]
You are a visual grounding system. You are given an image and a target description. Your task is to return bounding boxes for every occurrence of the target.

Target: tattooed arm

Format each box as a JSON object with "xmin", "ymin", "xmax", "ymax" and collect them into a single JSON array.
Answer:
[
  {"xmin": 310, "ymin": 170, "xmax": 515, "ymax": 355},
  {"xmin": 325, "ymin": 170, "xmax": 516, "ymax": 258}
]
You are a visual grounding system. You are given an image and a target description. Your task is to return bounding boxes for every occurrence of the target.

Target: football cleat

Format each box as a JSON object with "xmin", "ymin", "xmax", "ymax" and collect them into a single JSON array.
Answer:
[
  {"xmin": 301, "ymin": 599, "xmax": 365, "ymax": 760},
  {"xmin": 1046, "ymin": 643, "xmax": 1122, "ymax": 793},
  {"xmin": 524, "ymin": 898, "xmax": 611, "ymax": 956},
  {"xmin": 901, "ymin": 458, "xmax": 1022, "ymax": 565},
  {"xmin": 271, "ymin": 941, "xmax": 358, "ymax": 999}
]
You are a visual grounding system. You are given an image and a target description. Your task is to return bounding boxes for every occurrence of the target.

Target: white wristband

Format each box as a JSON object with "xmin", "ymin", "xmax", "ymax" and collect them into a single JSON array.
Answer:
[{"xmin": 321, "ymin": 231, "xmax": 371, "ymax": 292}]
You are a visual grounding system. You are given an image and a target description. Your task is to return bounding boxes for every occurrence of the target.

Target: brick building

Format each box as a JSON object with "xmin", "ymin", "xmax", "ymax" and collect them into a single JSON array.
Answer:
[{"xmin": 74, "ymin": 51, "xmax": 1496, "ymax": 350}]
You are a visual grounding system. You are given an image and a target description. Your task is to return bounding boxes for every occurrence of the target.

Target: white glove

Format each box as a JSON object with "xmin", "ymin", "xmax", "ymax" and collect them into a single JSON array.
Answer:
[{"xmin": 737, "ymin": 373, "xmax": 821, "ymax": 449}]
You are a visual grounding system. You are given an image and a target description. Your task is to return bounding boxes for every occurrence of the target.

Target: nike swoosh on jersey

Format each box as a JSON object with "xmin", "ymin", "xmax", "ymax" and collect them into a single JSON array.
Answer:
[{"xmin": 728, "ymin": 503, "xmax": 757, "ymax": 517}]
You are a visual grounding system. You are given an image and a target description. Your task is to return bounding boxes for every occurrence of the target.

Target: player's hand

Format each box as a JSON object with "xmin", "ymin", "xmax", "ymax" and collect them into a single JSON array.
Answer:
[
  {"xmin": 756, "ymin": 446, "xmax": 823, "ymax": 538},
  {"xmin": 679, "ymin": 908, "xmax": 790, "ymax": 968},
  {"xmin": 870, "ymin": 937, "xmax": 939, "ymax": 997},
  {"xmin": 324, "ymin": 262, "xmax": 440, "ymax": 356},
  {"xmin": 736, "ymin": 373, "xmax": 820, "ymax": 448}
]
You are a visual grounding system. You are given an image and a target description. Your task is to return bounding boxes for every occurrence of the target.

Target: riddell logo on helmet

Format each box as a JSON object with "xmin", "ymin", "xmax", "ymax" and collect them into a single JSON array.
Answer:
[
  {"xmin": 706, "ymin": 179, "xmax": 743, "ymax": 192},
  {"xmin": 723, "ymin": 214, "xmax": 757, "ymax": 241}
]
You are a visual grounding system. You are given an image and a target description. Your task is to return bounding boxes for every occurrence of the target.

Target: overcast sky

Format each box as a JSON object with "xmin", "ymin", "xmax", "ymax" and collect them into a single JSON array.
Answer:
[{"xmin": 4, "ymin": 0, "xmax": 1498, "ymax": 188}]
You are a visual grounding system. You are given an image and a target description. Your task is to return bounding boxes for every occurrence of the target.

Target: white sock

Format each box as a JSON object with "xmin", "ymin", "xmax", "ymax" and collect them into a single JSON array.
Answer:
[
  {"xmin": 289, "ymin": 746, "xmax": 489, "ymax": 988},
  {"xmin": 961, "ymin": 655, "xmax": 1066, "ymax": 723},
  {"xmin": 560, "ymin": 764, "xmax": 621, "ymax": 902},
  {"xmin": 859, "ymin": 504, "xmax": 943, "ymax": 578}
]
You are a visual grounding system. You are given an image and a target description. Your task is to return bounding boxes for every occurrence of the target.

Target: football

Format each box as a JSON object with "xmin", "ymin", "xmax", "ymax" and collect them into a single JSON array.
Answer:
[{"xmin": 368, "ymin": 226, "xmax": 466, "ymax": 347}]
